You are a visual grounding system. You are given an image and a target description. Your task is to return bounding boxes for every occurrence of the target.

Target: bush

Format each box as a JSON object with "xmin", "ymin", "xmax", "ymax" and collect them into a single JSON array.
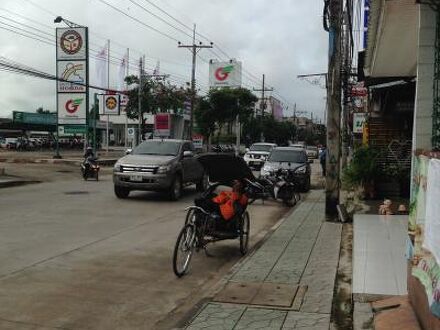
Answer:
[{"xmin": 342, "ymin": 146, "xmax": 381, "ymax": 189}]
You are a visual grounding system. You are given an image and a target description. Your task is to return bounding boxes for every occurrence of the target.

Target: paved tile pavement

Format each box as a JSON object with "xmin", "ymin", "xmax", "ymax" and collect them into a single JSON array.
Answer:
[{"xmin": 184, "ymin": 190, "xmax": 342, "ymax": 329}]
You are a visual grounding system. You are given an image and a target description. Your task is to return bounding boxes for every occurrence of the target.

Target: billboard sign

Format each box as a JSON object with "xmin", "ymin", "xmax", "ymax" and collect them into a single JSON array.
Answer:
[
  {"xmin": 58, "ymin": 93, "xmax": 86, "ymax": 124},
  {"xmin": 102, "ymin": 94, "xmax": 120, "ymax": 115},
  {"xmin": 57, "ymin": 61, "xmax": 87, "ymax": 92},
  {"xmin": 154, "ymin": 113, "xmax": 170, "ymax": 137},
  {"xmin": 209, "ymin": 60, "xmax": 242, "ymax": 88},
  {"xmin": 13, "ymin": 111, "xmax": 56, "ymax": 125},
  {"xmin": 353, "ymin": 113, "xmax": 367, "ymax": 134},
  {"xmin": 56, "ymin": 27, "xmax": 87, "ymax": 60}
]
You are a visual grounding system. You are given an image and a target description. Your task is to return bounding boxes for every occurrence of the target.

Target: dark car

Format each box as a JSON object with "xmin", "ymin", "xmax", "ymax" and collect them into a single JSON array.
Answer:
[
  {"xmin": 113, "ymin": 139, "xmax": 207, "ymax": 200},
  {"xmin": 260, "ymin": 147, "xmax": 312, "ymax": 192}
]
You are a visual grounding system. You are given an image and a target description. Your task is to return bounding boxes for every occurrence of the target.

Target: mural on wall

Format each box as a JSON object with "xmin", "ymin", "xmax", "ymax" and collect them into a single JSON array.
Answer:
[{"xmin": 410, "ymin": 155, "xmax": 440, "ymax": 317}]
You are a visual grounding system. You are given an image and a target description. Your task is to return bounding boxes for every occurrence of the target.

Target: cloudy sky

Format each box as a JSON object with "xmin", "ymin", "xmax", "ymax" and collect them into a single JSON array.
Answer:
[{"xmin": 0, "ymin": 0, "xmax": 328, "ymax": 121}]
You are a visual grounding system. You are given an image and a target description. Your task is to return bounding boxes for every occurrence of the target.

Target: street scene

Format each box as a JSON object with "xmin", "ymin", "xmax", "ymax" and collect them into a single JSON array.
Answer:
[{"xmin": 1, "ymin": 0, "xmax": 440, "ymax": 330}]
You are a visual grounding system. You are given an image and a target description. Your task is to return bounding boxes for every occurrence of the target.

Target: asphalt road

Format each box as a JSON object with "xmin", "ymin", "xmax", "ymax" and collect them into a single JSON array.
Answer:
[{"xmin": 0, "ymin": 167, "xmax": 288, "ymax": 329}]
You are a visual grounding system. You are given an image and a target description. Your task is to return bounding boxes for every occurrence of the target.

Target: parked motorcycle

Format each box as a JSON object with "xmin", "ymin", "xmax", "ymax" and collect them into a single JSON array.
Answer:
[
  {"xmin": 81, "ymin": 157, "xmax": 99, "ymax": 181},
  {"xmin": 245, "ymin": 166, "xmax": 302, "ymax": 206}
]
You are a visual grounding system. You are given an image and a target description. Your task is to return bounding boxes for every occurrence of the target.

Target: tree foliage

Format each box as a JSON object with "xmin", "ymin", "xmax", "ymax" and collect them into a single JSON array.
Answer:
[
  {"xmin": 194, "ymin": 87, "xmax": 258, "ymax": 139},
  {"xmin": 242, "ymin": 116, "xmax": 297, "ymax": 146},
  {"xmin": 124, "ymin": 75, "xmax": 191, "ymax": 120}
]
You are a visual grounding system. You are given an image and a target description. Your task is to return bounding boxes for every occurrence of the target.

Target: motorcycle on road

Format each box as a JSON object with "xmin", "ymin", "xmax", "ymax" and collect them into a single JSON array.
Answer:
[{"xmin": 81, "ymin": 157, "xmax": 100, "ymax": 181}]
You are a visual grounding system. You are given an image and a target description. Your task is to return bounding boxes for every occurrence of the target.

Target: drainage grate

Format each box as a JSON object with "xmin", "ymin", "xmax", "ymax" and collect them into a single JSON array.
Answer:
[{"xmin": 64, "ymin": 191, "xmax": 89, "ymax": 195}]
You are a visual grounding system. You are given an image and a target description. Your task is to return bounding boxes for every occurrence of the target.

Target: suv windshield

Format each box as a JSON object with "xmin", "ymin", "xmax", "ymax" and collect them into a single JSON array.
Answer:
[
  {"xmin": 268, "ymin": 149, "xmax": 307, "ymax": 163},
  {"xmin": 132, "ymin": 140, "xmax": 181, "ymax": 156},
  {"xmin": 250, "ymin": 144, "xmax": 273, "ymax": 152}
]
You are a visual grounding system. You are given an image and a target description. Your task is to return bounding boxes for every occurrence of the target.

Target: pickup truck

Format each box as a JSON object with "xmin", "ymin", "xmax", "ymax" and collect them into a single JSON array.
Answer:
[{"xmin": 113, "ymin": 139, "xmax": 207, "ymax": 200}]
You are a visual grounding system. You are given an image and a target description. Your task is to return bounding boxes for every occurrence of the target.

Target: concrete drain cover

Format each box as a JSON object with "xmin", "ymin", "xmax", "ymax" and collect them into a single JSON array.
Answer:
[
  {"xmin": 214, "ymin": 282, "xmax": 300, "ymax": 307},
  {"xmin": 252, "ymin": 283, "xmax": 299, "ymax": 307},
  {"xmin": 64, "ymin": 191, "xmax": 89, "ymax": 195},
  {"xmin": 214, "ymin": 282, "xmax": 260, "ymax": 304}
]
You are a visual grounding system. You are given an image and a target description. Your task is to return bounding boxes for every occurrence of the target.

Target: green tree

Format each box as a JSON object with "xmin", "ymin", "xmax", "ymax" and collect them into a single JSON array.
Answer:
[
  {"xmin": 194, "ymin": 87, "xmax": 257, "ymax": 143},
  {"xmin": 124, "ymin": 75, "xmax": 192, "ymax": 137}
]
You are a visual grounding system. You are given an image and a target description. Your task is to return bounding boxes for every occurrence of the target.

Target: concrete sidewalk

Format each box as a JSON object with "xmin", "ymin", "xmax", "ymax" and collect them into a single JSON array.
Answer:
[{"xmin": 181, "ymin": 190, "xmax": 342, "ymax": 330}]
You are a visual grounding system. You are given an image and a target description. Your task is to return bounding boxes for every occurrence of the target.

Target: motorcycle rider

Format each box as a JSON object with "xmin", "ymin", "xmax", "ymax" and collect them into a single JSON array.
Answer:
[{"xmin": 83, "ymin": 147, "xmax": 96, "ymax": 174}]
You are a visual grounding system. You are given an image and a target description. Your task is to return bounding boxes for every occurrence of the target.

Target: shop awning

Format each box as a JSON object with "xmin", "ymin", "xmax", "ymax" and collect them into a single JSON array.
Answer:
[{"xmin": 364, "ymin": 0, "xmax": 418, "ymax": 78}]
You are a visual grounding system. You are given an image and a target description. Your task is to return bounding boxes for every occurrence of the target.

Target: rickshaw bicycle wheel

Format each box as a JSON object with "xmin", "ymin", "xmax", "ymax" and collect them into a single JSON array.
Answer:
[
  {"xmin": 239, "ymin": 211, "xmax": 250, "ymax": 255},
  {"xmin": 184, "ymin": 208, "xmax": 196, "ymax": 226},
  {"xmin": 173, "ymin": 224, "xmax": 196, "ymax": 277}
]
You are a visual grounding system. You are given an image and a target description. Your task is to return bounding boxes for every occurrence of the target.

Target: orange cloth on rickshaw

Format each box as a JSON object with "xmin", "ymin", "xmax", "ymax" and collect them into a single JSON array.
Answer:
[{"xmin": 212, "ymin": 191, "xmax": 248, "ymax": 221}]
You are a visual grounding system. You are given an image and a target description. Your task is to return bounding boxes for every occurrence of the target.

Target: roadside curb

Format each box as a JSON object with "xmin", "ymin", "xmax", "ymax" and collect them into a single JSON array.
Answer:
[{"xmin": 0, "ymin": 158, "xmax": 117, "ymax": 166}]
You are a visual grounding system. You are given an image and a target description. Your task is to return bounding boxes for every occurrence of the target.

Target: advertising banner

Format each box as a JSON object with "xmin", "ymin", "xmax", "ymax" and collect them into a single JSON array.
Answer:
[
  {"xmin": 102, "ymin": 94, "xmax": 120, "ymax": 115},
  {"xmin": 154, "ymin": 113, "xmax": 170, "ymax": 137},
  {"xmin": 209, "ymin": 60, "xmax": 242, "ymax": 88},
  {"xmin": 57, "ymin": 61, "xmax": 87, "ymax": 92},
  {"xmin": 58, "ymin": 93, "xmax": 86, "ymax": 124},
  {"xmin": 56, "ymin": 27, "xmax": 87, "ymax": 60}
]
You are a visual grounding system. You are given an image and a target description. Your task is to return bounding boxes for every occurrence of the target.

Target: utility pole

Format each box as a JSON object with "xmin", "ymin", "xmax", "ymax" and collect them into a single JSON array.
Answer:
[
  {"xmin": 325, "ymin": 0, "xmax": 343, "ymax": 217},
  {"xmin": 253, "ymin": 74, "xmax": 273, "ymax": 141},
  {"xmin": 178, "ymin": 24, "xmax": 213, "ymax": 139},
  {"xmin": 138, "ymin": 56, "xmax": 143, "ymax": 146},
  {"xmin": 253, "ymin": 74, "xmax": 274, "ymax": 118}
]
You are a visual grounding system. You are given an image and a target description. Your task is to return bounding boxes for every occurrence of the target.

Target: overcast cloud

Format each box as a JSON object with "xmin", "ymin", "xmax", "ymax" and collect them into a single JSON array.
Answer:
[{"xmin": 0, "ymin": 0, "xmax": 328, "ymax": 120}]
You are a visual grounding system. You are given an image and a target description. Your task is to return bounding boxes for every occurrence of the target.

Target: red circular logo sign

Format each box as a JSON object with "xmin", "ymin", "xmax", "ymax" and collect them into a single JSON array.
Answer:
[
  {"xmin": 215, "ymin": 67, "xmax": 229, "ymax": 81},
  {"xmin": 60, "ymin": 30, "xmax": 83, "ymax": 55},
  {"xmin": 65, "ymin": 98, "xmax": 83, "ymax": 114}
]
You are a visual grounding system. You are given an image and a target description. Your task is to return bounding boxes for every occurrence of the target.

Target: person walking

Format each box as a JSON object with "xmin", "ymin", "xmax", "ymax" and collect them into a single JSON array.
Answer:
[{"xmin": 319, "ymin": 146, "xmax": 327, "ymax": 176}]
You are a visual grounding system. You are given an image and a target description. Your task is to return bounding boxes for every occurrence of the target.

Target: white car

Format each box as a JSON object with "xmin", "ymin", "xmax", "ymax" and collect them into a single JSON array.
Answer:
[
  {"xmin": 306, "ymin": 146, "xmax": 319, "ymax": 159},
  {"xmin": 243, "ymin": 143, "xmax": 277, "ymax": 169}
]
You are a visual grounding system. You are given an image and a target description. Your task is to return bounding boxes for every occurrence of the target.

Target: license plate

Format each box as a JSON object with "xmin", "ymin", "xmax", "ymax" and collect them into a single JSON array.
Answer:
[
  {"xmin": 130, "ymin": 175, "xmax": 143, "ymax": 182},
  {"xmin": 249, "ymin": 161, "xmax": 254, "ymax": 165}
]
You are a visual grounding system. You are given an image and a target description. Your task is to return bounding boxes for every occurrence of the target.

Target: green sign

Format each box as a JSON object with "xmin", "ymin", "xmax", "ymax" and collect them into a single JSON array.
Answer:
[
  {"xmin": 63, "ymin": 125, "xmax": 86, "ymax": 134},
  {"xmin": 13, "ymin": 111, "xmax": 56, "ymax": 125}
]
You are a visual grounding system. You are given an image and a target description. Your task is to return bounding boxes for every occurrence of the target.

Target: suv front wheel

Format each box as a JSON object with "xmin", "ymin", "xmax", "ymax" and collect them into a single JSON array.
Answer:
[
  {"xmin": 169, "ymin": 175, "xmax": 182, "ymax": 201},
  {"xmin": 114, "ymin": 185, "xmax": 130, "ymax": 199}
]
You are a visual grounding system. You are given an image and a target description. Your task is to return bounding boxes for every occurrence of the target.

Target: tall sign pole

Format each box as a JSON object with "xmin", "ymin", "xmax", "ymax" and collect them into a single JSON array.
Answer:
[
  {"xmin": 54, "ymin": 16, "xmax": 88, "ymax": 158},
  {"xmin": 178, "ymin": 25, "xmax": 213, "ymax": 139},
  {"xmin": 325, "ymin": 0, "xmax": 343, "ymax": 217}
]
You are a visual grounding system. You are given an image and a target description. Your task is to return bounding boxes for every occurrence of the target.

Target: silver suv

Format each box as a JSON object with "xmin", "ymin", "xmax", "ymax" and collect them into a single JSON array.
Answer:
[{"xmin": 113, "ymin": 139, "xmax": 206, "ymax": 200}]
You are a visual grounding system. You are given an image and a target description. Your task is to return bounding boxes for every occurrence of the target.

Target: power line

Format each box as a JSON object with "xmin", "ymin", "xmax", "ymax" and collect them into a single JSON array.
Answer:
[{"xmin": 94, "ymin": 0, "xmax": 179, "ymax": 42}]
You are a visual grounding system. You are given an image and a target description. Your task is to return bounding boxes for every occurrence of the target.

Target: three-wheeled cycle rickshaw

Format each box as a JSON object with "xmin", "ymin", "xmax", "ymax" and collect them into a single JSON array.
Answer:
[{"xmin": 172, "ymin": 153, "xmax": 256, "ymax": 277}]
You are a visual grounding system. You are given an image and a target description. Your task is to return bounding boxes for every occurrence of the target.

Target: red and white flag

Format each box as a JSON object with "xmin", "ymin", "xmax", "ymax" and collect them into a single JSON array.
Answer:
[{"xmin": 94, "ymin": 43, "xmax": 108, "ymax": 89}]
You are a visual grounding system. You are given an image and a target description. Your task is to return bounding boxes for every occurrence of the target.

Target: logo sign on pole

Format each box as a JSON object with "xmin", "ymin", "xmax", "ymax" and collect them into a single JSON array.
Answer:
[
  {"xmin": 127, "ymin": 127, "xmax": 135, "ymax": 140},
  {"xmin": 58, "ymin": 93, "xmax": 86, "ymax": 124},
  {"xmin": 209, "ymin": 60, "xmax": 242, "ymax": 88},
  {"xmin": 101, "ymin": 94, "xmax": 120, "ymax": 115},
  {"xmin": 353, "ymin": 113, "xmax": 367, "ymax": 134},
  {"xmin": 56, "ymin": 26, "xmax": 88, "ymax": 138},
  {"xmin": 154, "ymin": 113, "xmax": 170, "ymax": 137},
  {"xmin": 57, "ymin": 61, "xmax": 87, "ymax": 92},
  {"xmin": 56, "ymin": 28, "xmax": 87, "ymax": 60}
]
